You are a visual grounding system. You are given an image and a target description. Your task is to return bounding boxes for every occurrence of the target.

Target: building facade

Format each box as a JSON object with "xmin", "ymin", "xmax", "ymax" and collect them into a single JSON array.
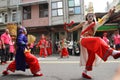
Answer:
[
  {"xmin": 0, "ymin": 0, "xmax": 21, "ymax": 33},
  {"xmin": 0, "ymin": 0, "xmax": 84, "ymax": 52},
  {"xmin": 19, "ymin": 0, "xmax": 84, "ymax": 43}
]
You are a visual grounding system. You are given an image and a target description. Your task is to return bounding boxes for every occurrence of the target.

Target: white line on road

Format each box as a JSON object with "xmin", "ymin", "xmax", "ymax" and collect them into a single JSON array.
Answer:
[
  {"xmin": 39, "ymin": 60, "xmax": 120, "ymax": 64},
  {"xmin": 7, "ymin": 60, "xmax": 120, "ymax": 64}
]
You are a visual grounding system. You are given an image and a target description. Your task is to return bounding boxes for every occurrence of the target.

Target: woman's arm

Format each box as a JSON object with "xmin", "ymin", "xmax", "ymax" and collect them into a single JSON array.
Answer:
[
  {"xmin": 68, "ymin": 22, "xmax": 85, "ymax": 32},
  {"xmin": 96, "ymin": 7, "xmax": 115, "ymax": 29}
]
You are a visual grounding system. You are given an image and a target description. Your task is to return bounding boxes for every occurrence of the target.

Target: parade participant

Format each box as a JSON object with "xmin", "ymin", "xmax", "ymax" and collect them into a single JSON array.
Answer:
[
  {"xmin": 113, "ymin": 30, "xmax": 120, "ymax": 50},
  {"xmin": 46, "ymin": 36, "xmax": 52, "ymax": 56},
  {"xmin": 65, "ymin": 7, "xmax": 120, "ymax": 79},
  {"xmin": 37, "ymin": 34, "xmax": 47, "ymax": 58},
  {"xmin": 59, "ymin": 37, "xmax": 69, "ymax": 58},
  {"xmin": 0, "ymin": 35, "xmax": 4, "ymax": 64},
  {"xmin": 2, "ymin": 26, "xmax": 43, "ymax": 76},
  {"xmin": 1, "ymin": 29, "xmax": 12, "ymax": 63},
  {"xmin": 9, "ymin": 39, "xmax": 15, "ymax": 61},
  {"xmin": 102, "ymin": 32, "xmax": 110, "ymax": 44},
  {"xmin": 67, "ymin": 39, "xmax": 73, "ymax": 55}
]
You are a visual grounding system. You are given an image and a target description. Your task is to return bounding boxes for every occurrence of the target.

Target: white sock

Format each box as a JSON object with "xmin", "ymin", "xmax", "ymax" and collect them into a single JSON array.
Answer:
[
  {"xmin": 83, "ymin": 70, "xmax": 92, "ymax": 76},
  {"xmin": 36, "ymin": 71, "xmax": 42, "ymax": 74},
  {"xmin": 83, "ymin": 70, "xmax": 87, "ymax": 73},
  {"xmin": 112, "ymin": 50, "xmax": 120, "ymax": 55}
]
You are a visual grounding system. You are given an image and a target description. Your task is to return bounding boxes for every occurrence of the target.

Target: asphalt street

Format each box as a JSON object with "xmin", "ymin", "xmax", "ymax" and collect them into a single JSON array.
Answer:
[{"xmin": 0, "ymin": 55, "xmax": 120, "ymax": 80}]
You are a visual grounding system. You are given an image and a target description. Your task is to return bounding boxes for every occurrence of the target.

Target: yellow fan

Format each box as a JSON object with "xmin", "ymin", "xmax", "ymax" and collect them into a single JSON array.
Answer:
[
  {"xmin": 27, "ymin": 34, "xmax": 36, "ymax": 44},
  {"xmin": 7, "ymin": 23, "xmax": 17, "ymax": 36}
]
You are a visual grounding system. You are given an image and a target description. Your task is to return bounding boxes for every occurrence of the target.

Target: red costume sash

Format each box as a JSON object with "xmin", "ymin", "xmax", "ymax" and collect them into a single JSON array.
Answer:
[{"xmin": 81, "ymin": 22, "xmax": 96, "ymax": 35}]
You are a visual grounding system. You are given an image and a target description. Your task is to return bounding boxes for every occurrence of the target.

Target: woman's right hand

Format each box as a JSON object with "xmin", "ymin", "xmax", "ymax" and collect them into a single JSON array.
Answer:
[
  {"xmin": 64, "ymin": 21, "xmax": 74, "ymax": 32},
  {"xmin": 108, "ymin": 7, "xmax": 115, "ymax": 16}
]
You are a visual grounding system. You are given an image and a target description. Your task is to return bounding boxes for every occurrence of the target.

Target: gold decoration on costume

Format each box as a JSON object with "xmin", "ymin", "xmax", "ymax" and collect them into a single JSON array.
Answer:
[
  {"xmin": 7, "ymin": 23, "xmax": 17, "ymax": 36},
  {"xmin": 24, "ymin": 48, "xmax": 31, "ymax": 54},
  {"xmin": 27, "ymin": 34, "xmax": 36, "ymax": 44},
  {"xmin": 98, "ymin": 18, "xmax": 104, "ymax": 24},
  {"xmin": 87, "ymin": 2, "xmax": 94, "ymax": 13}
]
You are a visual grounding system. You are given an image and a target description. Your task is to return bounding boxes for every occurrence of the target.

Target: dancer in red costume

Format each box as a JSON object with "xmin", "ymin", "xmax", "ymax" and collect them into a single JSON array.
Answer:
[
  {"xmin": 37, "ymin": 34, "xmax": 47, "ymax": 58},
  {"xmin": 59, "ymin": 37, "xmax": 69, "ymax": 58},
  {"xmin": 65, "ymin": 7, "xmax": 120, "ymax": 79},
  {"xmin": 46, "ymin": 36, "xmax": 52, "ymax": 56},
  {"xmin": 2, "ymin": 26, "xmax": 43, "ymax": 76}
]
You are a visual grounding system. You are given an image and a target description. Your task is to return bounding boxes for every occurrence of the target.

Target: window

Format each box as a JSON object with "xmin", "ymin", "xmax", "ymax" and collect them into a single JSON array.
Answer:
[
  {"xmin": 69, "ymin": 0, "xmax": 74, "ymax": 7},
  {"xmin": 74, "ymin": 7, "xmax": 80, "ymax": 14},
  {"xmin": 51, "ymin": 1, "xmax": 63, "ymax": 17},
  {"xmin": 0, "ymin": 13, "xmax": 3, "ymax": 23},
  {"xmin": 74, "ymin": 0, "xmax": 80, "ymax": 6},
  {"xmin": 68, "ymin": 0, "xmax": 81, "ymax": 15},
  {"xmin": 11, "ymin": 10, "xmax": 17, "ymax": 22},
  {"xmin": 4, "ymin": 14, "xmax": 7, "ymax": 23},
  {"xmin": 39, "ymin": 3, "xmax": 48, "ymax": 17},
  {"xmin": 52, "ymin": 2, "xmax": 57, "ymax": 9},
  {"xmin": 23, "ymin": 6, "xmax": 31, "ymax": 20},
  {"xmin": 58, "ymin": 2, "xmax": 62, "ymax": 8}
]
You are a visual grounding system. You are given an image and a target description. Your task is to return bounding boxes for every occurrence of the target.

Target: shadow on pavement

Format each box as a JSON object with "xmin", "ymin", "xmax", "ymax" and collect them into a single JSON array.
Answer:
[
  {"xmin": 71, "ymin": 77, "xmax": 94, "ymax": 80},
  {"xmin": 0, "ymin": 74, "xmax": 34, "ymax": 80}
]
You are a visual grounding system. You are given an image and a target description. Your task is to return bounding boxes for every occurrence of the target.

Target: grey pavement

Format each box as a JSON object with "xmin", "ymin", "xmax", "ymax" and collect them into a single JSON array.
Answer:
[{"xmin": 0, "ymin": 54, "xmax": 120, "ymax": 80}]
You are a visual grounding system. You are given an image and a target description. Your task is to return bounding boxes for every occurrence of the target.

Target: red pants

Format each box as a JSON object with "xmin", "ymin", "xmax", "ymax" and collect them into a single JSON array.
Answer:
[
  {"xmin": 7, "ymin": 53, "xmax": 40, "ymax": 74},
  {"xmin": 39, "ymin": 48, "xmax": 47, "ymax": 57},
  {"xmin": 47, "ymin": 48, "xmax": 52, "ymax": 56},
  {"xmin": 61, "ymin": 48, "xmax": 69, "ymax": 57},
  {"xmin": 81, "ymin": 37, "xmax": 113, "ymax": 71}
]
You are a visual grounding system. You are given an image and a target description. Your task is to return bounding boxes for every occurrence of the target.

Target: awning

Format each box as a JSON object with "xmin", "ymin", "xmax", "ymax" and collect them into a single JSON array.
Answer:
[
  {"xmin": 97, "ymin": 25, "xmax": 119, "ymax": 31},
  {"xmin": 19, "ymin": 0, "xmax": 48, "ymax": 6}
]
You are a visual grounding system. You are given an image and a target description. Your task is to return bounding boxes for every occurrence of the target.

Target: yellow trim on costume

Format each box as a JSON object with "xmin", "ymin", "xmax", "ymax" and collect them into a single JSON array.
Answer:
[
  {"xmin": 97, "ymin": 14, "xmax": 109, "ymax": 28},
  {"xmin": 24, "ymin": 48, "xmax": 31, "ymax": 54},
  {"xmin": 98, "ymin": 18, "xmax": 103, "ymax": 24}
]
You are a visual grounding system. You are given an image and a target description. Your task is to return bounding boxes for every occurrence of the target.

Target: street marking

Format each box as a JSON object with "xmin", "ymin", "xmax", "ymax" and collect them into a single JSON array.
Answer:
[
  {"xmin": 39, "ymin": 61, "xmax": 79, "ymax": 64},
  {"xmin": 103, "ymin": 61, "xmax": 120, "ymax": 63},
  {"xmin": 39, "ymin": 60, "xmax": 120, "ymax": 64},
  {"xmin": 7, "ymin": 60, "xmax": 120, "ymax": 64}
]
